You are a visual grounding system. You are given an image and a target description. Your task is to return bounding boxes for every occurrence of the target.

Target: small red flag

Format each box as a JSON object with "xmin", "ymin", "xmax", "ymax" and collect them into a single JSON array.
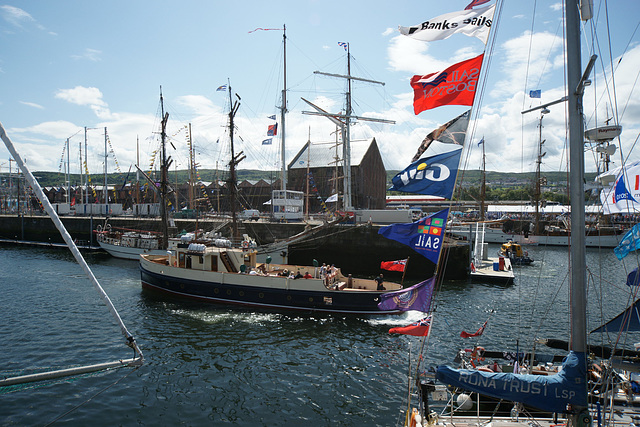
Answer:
[
  {"xmin": 380, "ymin": 259, "xmax": 407, "ymax": 272},
  {"xmin": 267, "ymin": 123, "xmax": 278, "ymax": 136},
  {"xmin": 389, "ymin": 316, "xmax": 432, "ymax": 336},
  {"xmin": 460, "ymin": 320, "xmax": 488, "ymax": 338},
  {"xmin": 410, "ymin": 53, "xmax": 483, "ymax": 115}
]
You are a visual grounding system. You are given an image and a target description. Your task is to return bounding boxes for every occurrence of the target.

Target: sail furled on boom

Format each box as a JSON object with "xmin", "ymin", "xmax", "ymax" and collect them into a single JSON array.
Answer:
[{"xmin": 436, "ymin": 351, "xmax": 588, "ymax": 414}]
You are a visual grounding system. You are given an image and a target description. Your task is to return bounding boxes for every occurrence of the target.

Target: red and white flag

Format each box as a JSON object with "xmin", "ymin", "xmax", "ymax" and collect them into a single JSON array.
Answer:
[
  {"xmin": 410, "ymin": 54, "xmax": 483, "ymax": 115},
  {"xmin": 460, "ymin": 320, "xmax": 488, "ymax": 338},
  {"xmin": 389, "ymin": 315, "xmax": 432, "ymax": 337},
  {"xmin": 380, "ymin": 259, "xmax": 407, "ymax": 272}
]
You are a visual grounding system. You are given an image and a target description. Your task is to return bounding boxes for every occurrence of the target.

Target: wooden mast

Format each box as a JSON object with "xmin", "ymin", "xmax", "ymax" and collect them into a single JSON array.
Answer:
[{"xmin": 159, "ymin": 87, "xmax": 170, "ymax": 250}]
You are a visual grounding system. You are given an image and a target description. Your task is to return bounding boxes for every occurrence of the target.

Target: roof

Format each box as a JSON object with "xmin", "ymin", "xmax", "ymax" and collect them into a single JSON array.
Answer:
[{"xmin": 288, "ymin": 138, "xmax": 377, "ymax": 170}]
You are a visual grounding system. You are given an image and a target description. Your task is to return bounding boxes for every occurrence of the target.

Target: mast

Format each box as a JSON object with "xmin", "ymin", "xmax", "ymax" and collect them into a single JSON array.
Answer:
[
  {"xmin": 159, "ymin": 87, "xmax": 170, "ymax": 250},
  {"xmin": 303, "ymin": 43, "xmax": 394, "ymax": 211},
  {"xmin": 136, "ymin": 136, "xmax": 140, "ymax": 206},
  {"xmin": 480, "ymin": 138, "xmax": 485, "ymax": 221},
  {"xmin": 567, "ymin": 0, "xmax": 591, "ymax": 422},
  {"xmin": 227, "ymin": 81, "xmax": 243, "ymax": 241},
  {"xmin": 535, "ymin": 110, "xmax": 548, "ymax": 234},
  {"xmin": 104, "ymin": 127, "xmax": 108, "ymax": 206},
  {"xmin": 280, "ymin": 25, "xmax": 287, "ymax": 192},
  {"xmin": 188, "ymin": 123, "xmax": 194, "ymax": 210}
]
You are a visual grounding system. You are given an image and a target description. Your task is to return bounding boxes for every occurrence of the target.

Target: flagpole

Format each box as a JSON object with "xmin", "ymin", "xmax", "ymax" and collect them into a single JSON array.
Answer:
[{"xmin": 401, "ymin": 256, "xmax": 409, "ymax": 286}]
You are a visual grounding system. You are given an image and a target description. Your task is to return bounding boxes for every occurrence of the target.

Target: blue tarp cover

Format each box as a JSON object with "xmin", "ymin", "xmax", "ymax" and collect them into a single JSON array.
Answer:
[{"xmin": 436, "ymin": 351, "xmax": 588, "ymax": 414}]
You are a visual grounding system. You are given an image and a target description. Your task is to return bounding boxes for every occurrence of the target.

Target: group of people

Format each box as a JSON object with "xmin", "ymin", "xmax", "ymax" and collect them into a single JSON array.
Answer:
[{"xmin": 276, "ymin": 269, "xmax": 313, "ymax": 279}]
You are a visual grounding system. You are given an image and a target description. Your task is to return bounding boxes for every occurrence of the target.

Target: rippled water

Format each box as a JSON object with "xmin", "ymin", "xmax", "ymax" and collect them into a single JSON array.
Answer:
[{"xmin": 0, "ymin": 244, "xmax": 637, "ymax": 426}]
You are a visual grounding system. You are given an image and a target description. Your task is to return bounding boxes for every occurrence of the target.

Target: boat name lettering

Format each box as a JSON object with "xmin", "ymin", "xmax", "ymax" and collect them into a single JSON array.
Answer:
[{"xmin": 457, "ymin": 371, "xmax": 549, "ymax": 396}]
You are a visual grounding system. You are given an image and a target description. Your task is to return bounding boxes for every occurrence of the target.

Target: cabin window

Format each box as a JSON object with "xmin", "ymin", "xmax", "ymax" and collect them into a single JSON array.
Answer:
[{"xmin": 179, "ymin": 253, "xmax": 186, "ymax": 268}]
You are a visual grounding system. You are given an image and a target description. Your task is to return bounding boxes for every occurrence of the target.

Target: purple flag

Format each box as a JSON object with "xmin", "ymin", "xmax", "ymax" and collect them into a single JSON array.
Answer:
[{"xmin": 378, "ymin": 277, "xmax": 435, "ymax": 312}]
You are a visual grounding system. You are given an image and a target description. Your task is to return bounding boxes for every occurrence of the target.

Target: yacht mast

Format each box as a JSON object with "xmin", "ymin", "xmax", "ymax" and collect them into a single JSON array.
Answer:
[{"xmin": 227, "ymin": 81, "xmax": 243, "ymax": 240}]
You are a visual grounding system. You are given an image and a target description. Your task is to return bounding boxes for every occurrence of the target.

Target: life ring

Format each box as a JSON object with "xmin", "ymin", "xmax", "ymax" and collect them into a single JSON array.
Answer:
[{"xmin": 241, "ymin": 241, "xmax": 249, "ymax": 250}]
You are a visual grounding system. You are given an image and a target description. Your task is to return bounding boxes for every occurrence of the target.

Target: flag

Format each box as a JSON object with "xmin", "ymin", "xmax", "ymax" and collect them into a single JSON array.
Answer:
[
  {"xmin": 460, "ymin": 320, "xmax": 488, "ymax": 338},
  {"xmin": 378, "ymin": 209, "xmax": 449, "ymax": 264},
  {"xmin": 614, "ymin": 223, "xmax": 640, "ymax": 260},
  {"xmin": 267, "ymin": 123, "xmax": 278, "ymax": 136},
  {"xmin": 529, "ymin": 89, "xmax": 541, "ymax": 98},
  {"xmin": 381, "ymin": 259, "xmax": 407, "ymax": 272},
  {"xmin": 325, "ymin": 193, "xmax": 338, "ymax": 203},
  {"xmin": 412, "ymin": 110, "xmax": 470, "ymax": 161},
  {"xmin": 600, "ymin": 161, "xmax": 640, "ymax": 214},
  {"xmin": 70, "ymin": 197, "xmax": 76, "ymax": 207},
  {"xmin": 477, "ymin": 137, "xmax": 484, "ymax": 146},
  {"xmin": 390, "ymin": 149, "xmax": 461, "ymax": 199},
  {"xmin": 389, "ymin": 315, "xmax": 432, "ymax": 336},
  {"xmin": 627, "ymin": 268, "xmax": 640, "ymax": 287},
  {"xmin": 268, "ymin": 115, "xmax": 276, "ymax": 120},
  {"xmin": 262, "ymin": 138, "xmax": 273, "ymax": 145},
  {"xmin": 465, "ymin": 0, "xmax": 492, "ymax": 9},
  {"xmin": 411, "ymin": 54, "xmax": 483, "ymax": 115},
  {"xmin": 338, "ymin": 41, "xmax": 348, "ymax": 51},
  {"xmin": 399, "ymin": 5, "xmax": 495, "ymax": 44},
  {"xmin": 378, "ymin": 277, "xmax": 435, "ymax": 312},
  {"xmin": 216, "ymin": 85, "xmax": 227, "ymax": 91}
]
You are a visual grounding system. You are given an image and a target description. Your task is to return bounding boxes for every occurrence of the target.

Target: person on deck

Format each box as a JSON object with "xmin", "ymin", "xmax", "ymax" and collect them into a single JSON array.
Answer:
[
  {"xmin": 303, "ymin": 272, "xmax": 312, "ymax": 279},
  {"xmin": 375, "ymin": 274, "xmax": 385, "ymax": 291}
]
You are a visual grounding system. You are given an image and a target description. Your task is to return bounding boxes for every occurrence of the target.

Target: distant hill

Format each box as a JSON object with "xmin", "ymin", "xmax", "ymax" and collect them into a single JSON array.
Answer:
[{"xmin": 20, "ymin": 169, "xmax": 598, "ymax": 186}]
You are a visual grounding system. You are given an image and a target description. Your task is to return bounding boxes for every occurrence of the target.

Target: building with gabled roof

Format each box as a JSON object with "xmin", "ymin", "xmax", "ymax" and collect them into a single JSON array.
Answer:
[{"xmin": 287, "ymin": 137, "xmax": 387, "ymax": 212}]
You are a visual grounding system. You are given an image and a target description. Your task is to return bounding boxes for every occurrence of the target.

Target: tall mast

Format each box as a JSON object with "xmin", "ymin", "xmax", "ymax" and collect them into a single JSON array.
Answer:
[
  {"xmin": 567, "ymin": 0, "xmax": 591, "ymax": 422},
  {"xmin": 280, "ymin": 25, "xmax": 287, "ymax": 192},
  {"xmin": 159, "ymin": 87, "xmax": 170, "ymax": 250},
  {"xmin": 303, "ymin": 43, "xmax": 394, "ymax": 211},
  {"xmin": 136, "ymin": 136, "xmax": 140, "ymax": 206},
  {"xmin": 535, "ymin": 111, "xmax": 548, "ymax": 234},
  {"xmin": 188, "ymin": 123, "xmax": 194, "ymax": 210},
  {"xmin": 480, "ymin": 139, "xmax": 485, "ymax": 222},
  {"xmin": 227, "ymin": 81, "xmax": 243, "ymax": 241},
  {"xmin": 104, "ymin": 127, "xmax": 108, "ymax": 205}
]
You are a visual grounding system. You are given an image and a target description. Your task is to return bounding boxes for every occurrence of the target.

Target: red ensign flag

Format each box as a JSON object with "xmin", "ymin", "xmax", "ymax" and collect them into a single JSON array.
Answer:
[{"xmin": 410, "ymin": 53, "xmax": 483, "ymax": 114}]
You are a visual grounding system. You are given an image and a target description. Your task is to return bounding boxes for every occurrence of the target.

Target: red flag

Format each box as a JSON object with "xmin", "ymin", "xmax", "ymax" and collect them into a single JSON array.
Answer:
[
  {"xmin": 380, "ymin": 259, "xmax": 407, "ymax": 272},
  {"xmin": 389, "ymin": 315, "xmax": 432, "ymax": 336},
  {"xmin": 410, "ymin": 53, "xmax": 483, "ymax": 115},
  {"xmin": 465, "ymin": 0, "xmax": 492, "ymax": 9},
  {"xmin": 267, "ymin": 123, "xmax": 278, "ymax": 136},
  {"xmin": 70, "ymin": 197, "xmax": 76, "ymax": 207},
  {"xmin": 460, "ymin": 320, "xmax": 487, "ymax": 338}
]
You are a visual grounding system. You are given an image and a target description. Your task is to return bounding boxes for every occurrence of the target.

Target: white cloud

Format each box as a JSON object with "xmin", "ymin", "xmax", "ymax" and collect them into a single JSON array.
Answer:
[
  {"xmin": 71, "ymin": 48, "xmax": 102, "ymax": 62},
  {"xmin": 0, "ymin": 5, "xmax": 45, "ymax": 31},
  {"xmin": 55, "ymin": 86, "xmax": 113, "ymax": 120},
  {"xmin": 19, "ymin": 101, "xmax": 44, "ymax": 109}
]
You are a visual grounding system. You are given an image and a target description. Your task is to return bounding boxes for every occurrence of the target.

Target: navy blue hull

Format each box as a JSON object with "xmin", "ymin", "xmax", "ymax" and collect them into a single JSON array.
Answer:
[{"xmin": 140, "ymin": 265, "xmax": 400, "ymax": 315}]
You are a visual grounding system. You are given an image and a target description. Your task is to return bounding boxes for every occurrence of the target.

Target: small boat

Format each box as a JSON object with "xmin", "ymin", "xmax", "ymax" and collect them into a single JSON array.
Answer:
[
  {"xmin": 95, "ymin": 224, "xmax": 167, "ymax": 260},
  {"xmin": 499, "ymin": 240, "xmax": 533, "ymax": 265},
  {"xmin": 139, "ymin": 234, "xmax": 403, "ymax": 314}
]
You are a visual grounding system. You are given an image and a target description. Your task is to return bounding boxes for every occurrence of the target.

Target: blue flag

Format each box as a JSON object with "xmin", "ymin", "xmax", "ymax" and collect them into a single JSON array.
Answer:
[
  {"xmin": 529, "ymin": 89, "xmax": 541, "ymax": 98},
  {"xmin": 614, "ymin": 223, "xmax": 640, "ymax": 260},
  {"xmin": 378, "ymin": 277, "xmax": 435, "ymax": 312},
  {"xmin": 378, "ymin": 208, "xmax": 449, "ymax": 264},
  {"xmin": 390, "ymin": 149, "xmax": 461, "ymax": 199}
]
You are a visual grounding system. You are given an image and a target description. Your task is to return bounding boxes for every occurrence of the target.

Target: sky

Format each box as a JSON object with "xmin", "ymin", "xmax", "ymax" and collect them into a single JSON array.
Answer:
[{"xmin": 1, "ymin": 0, "xmax": 639, "ymax": 180}]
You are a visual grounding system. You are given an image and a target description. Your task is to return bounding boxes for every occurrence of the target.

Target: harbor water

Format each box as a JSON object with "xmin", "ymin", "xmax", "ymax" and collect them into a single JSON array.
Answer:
[{"xmin": 0, "ymin": 244, "xmax": 637, "ymax": 426}]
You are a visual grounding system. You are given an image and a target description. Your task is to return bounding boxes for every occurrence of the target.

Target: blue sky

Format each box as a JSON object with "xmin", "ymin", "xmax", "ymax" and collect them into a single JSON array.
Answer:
[{"xmin": 1, "ymin": 1, "xmax": 639, "ymax": 179}]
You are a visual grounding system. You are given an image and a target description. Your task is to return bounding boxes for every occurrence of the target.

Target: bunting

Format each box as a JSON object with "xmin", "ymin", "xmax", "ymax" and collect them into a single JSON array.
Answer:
[
  {"xmin": 390, "ymin": 149, "xmax": 461, "ymax": 199},
  {"xmin": 410, "ymin": 54, "xmax": 483, "ymax": 114},
  {"xmin": 412, "ymin": 110, "xmax": 470, "ymax": 162},
  {"xmin": 378, "ymin": 209, "xmax": 449, "ymax": 264},
  {"xmin": 399, "ymin": 5, "xmax": 495, "ymax": 43}
]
